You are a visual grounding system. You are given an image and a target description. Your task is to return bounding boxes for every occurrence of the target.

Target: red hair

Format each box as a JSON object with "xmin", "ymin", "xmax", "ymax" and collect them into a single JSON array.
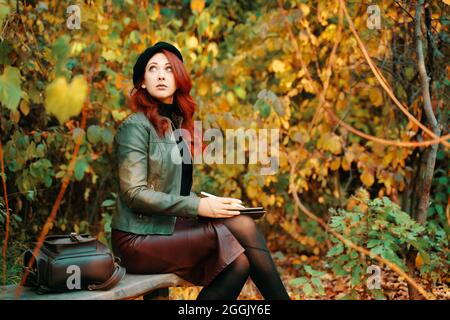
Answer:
[{"xmin": 129, "ymin": 49, "xmax": 204, "ymax": 157}]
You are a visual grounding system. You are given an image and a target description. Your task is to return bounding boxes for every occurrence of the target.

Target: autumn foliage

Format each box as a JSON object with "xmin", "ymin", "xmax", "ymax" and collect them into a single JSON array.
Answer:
[{"xmin": 0, "ymin": 0, "xmax": 448, "ymax": 299}]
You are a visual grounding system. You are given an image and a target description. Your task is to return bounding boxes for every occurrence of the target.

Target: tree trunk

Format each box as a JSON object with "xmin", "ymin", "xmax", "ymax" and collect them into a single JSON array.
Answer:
[{"xmin": 406, "ymin": 0, "xmax": 442, "ymax": 300}]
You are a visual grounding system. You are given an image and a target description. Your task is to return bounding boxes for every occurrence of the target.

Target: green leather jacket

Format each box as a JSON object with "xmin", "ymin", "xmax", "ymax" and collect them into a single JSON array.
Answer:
[{"xmin": 111, "ymin": 111, "xmax": 200, "ymax": 235}]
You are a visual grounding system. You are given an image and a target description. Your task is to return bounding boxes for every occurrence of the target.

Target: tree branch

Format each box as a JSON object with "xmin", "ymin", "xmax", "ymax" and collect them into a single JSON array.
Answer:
[
  {"xmin": 340, "ymin": 0, "xmax": 449, "ymax": 148},
  {"xmin": 415, "ymin": 0, "xmax": 438, "ymax": 133}
]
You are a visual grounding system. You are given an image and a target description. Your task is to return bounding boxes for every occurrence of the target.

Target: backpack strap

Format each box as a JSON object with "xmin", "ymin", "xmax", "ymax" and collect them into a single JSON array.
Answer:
[
  {"xmin": 22, "ymin": 249, "xmax": 39, "ymax": 287},
  {"xmin": 87, "ymin": 261, "xmax": 126, "ymax": 291}
]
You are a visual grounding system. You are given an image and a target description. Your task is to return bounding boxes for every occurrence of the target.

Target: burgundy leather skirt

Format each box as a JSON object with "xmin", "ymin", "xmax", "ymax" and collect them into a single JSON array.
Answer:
[{"xmin": 111, "ymin": 217, "xmax": 245, "ymax": 286}]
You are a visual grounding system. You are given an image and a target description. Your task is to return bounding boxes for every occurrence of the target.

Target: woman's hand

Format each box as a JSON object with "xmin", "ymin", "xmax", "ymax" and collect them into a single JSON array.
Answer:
[{"xmin": 197, "ymin": 197, "xmax": 243, "ymax": 218}]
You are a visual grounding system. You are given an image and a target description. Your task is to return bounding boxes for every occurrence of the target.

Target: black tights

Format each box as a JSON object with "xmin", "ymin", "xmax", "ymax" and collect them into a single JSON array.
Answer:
[{"xmin": 197, "ymin": 215, "xmax": 290, "ymax": 300}]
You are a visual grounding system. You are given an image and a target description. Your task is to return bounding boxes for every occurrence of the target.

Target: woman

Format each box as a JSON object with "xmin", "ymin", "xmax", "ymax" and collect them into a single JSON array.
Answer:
[{"xmin": 111, "ymin": 41, "xmax": 290, "ymax": 300}]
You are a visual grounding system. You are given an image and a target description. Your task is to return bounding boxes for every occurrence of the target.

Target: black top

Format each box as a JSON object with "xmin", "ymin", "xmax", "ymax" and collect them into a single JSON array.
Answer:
[{"xmin": 157, "ymin": 101, "xmax": 193, "ymax": 196}]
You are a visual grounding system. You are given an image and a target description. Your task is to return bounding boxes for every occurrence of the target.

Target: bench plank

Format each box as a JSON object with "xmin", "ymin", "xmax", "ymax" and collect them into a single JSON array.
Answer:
[{"xmin": 1, "ymin": 273, "xmax": 192, "ymax": 300}]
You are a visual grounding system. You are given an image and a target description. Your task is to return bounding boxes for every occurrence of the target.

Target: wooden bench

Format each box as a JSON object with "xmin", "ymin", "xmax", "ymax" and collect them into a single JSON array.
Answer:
[{"xmin": 0, "ymin": 273, "xmax": 193, "ymax": 300}]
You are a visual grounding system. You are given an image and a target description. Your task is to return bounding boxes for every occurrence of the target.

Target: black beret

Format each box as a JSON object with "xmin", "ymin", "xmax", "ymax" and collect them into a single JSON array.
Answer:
[{"xmin": 132, "ymin": 41, "xmax": 183, "ymax": 88}]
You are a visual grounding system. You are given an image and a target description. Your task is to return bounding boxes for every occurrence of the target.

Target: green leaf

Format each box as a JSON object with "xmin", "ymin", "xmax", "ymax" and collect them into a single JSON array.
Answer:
[
  {"xmin": 437, "ymin": 176, "xmax": 447, "ymax": 186},
  {"xmin": 372, "ymin": 289, "xmax": 386, "ymax": 300},
  {"xmin": 102, "ymin": 128, "xmax": 114, "ymax": 144},
  {"xmin": 101, "ymin": 199, "xmax": 115, "ymax": 207},
  {"xmin": 25, "ymin": 142, "xmax": 37, "ymax": 160},
  {"xmin": 427, "ymin": 206, "xmax": 435, "ymax": 217},
  {"xmin": 0, "ymin": 40, "xmax": 12, "ymax": 65},
  {"xmin": 255, "ymin": 99, "xmax": 271, "ymax": 118},
  {"xmin": 136, "ymin": 10, "xmax": 148, "ymax": 26},
  {"xmin": 303, "ymin": 283, "xmax": 313, "ymax": 296},
  {"xmin": 73, "ymin": 128, "xmax": 86, "ymax": 144},
  {"xmin": 338, "ymin": 288, "xmax": 360, "ymax": 300},
  {"xmin": 51, "ymin": 35, "xmax": 71, "ymax": 77},
  {"xmin": 272, "ymin": 250, "xmax": 285, "ymax": 260},
  {"xmin": 234, "ymin": 86, "xmax": 246, "ymax": 100},
  {"xmin": 350, "ymin": 250, "xmax": 359, "ymax": 259},
  {"xmin": 435, "ymin": 192, "xmax": 446, "ymax": 203},
  {"xmin": 290, "ymin": 277, "xmax": 308, "ymax": 287},
  {"xmin": 74, "ymin": 158, "xmax": 89, "ymax": 181},
  {"xmin": 381, "ymin": 249, "xmax": 405, "ymax": 270},
  {"xmin": 351, "ymin": 265, "xmax": 362, "ymax": 286},
  {"xmin": 305, "ymin": 265, "xmax": 326, "ymax": 277},
  {"xmin": 327, "ymin": 244, "xmax": 344, "ymax": 257},
  {"xmin": 370, "ymin": 245, "xmax": 384, "ymax": 257},
  {"xmin": 0, "ymin": 0, "xmax": 10, "ymax": 27},
  {"xmin": 29, "ymin": 161, "xmax": 42, "ymax": 178},
  {"xmin": 44, "ymin": 175, "xmax": 52, "ymax": 187},
  {"xmin": 36, "ymin": 144, "xmax": 46, "ymax": 157},
  {"xmin": 435, "ymin": 205, "xmax": 444, "ymax": 218},
  {"xmin": 367, "ymin": 239, "xmax": 380, "ymax": 248},
  {"xmin": 129, "ymin": 30, "xmax": 141, "ymax": 44},
  {"xmin": 12, "ymin": 213, "xmax": 22, "ymax": 223},
  {"xmin": 0, "ymin": 66, "xmax": 24, "ymax": 111},
  {"xmin": 311, "ymin": 277, "xmax": 324, "ymax": 295},
  {"xmin": 198, "ymin": 16, "xmax": 208, "ymax": 35},
  {"xmin": 87, "ymin": 125, "xmax": 102, "ymax": 144}
]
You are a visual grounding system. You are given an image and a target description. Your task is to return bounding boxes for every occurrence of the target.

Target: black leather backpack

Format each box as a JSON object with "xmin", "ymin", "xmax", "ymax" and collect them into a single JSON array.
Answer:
[{"xmin": 22, "ymin": 233, "xmax": 125, "ymax": 294}]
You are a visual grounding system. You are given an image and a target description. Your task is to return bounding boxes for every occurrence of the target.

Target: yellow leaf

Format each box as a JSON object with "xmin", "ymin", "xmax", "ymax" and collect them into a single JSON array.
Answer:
[
  {"xmin": 404, "ymin": 67, "xmax": 415, "ymax": 81},
  {"xmin": 361, "ymin": 170, "xmax": 375, "ymax": 187},
  {"xmin": 369, "ymin": 88, "xmax": 383, "ymax": 107},
  {"xmin": 266, "ymin": 212, "xmax": 277, "ymax": 225},
  {"xmin": 299, "ymin": 3, "xmax": 310, "ymax": 17},
  {"xmin": 270, "ymin": 59, "xmax": 286, "ymax": 73},
  {"xmin": 197, "ymin": 78, "xmax": 210, "ymax": 96},
  {"xmin": 246, "ymin": 185, "xmax": 258, "ymax": 199},
  {"xmin": 190, "ymin": 0, "xmax": 205, "ymax": 13},
  {"xmin": 19, "ymin": 99, "xmax": 30, "ymax": 116},
  {"xmin": 150, "ymin": 3, "xmax": 160, "ymax": 20},
  {"xmin": 219, "ymin": 99, "xmax": 230, "ymax": 112},
  {"xmin": 346, "ymin": 198, "xmax": 358, "ymax": 211},
  {"xmin": 321, "ymin": 24, "xmax": 337, "ymax": 41},
  {"xmin": 345, "ymin": 150, "xmax": 355, "ymax": 164},
  {"xmin": 186, "ymin": 36, "xmax": 198, "ymax": 49},
  {"xmin": 415, "ymin": 253, "xmax": 423, "ymax": 269},
  {"xmin": 382, "ymin": 175, "xmax": 393, "ymax": 193},
  {"xmin": 206, "ymin": 42, "xmax": 219, "ymax": 57},
  {"xmin": 300, "ymin": 78, "xmax": 317, "ymax": 94},
  {"xmin": 330, "ymin": 157, "xmax": 341, "ymax": 171},
  {"xmin": 226, "ymin": 91, "xmax": 236, "ymax": 105},
  {"xmin": 115, "ymin": 73, "xmax": 128, "ymax": 90},
  {"xmin": 70, "ymin": 41, "xmax": 85, "ymax": 56},
  {"xmin": 10, "ymin": 109, "xmax": 20, "ymax": 124},
  {"xmin": 322, "ymin": 134, "xmax": 342, "ymax": 155},
  {"xmin": 382, "ymin": 151, "xmax": 394, "ymax": 168},
  {"xmin": 112, "ymin": 110, "xmax": 128, "ymax": 122},
  {"xmin": 102, "ymin": 49, "xmax": 117, "ymax": 61},
  {"xmin": 269, "ymin": 194, "xmax": 276, "ymax": 206},
  {"xmin": 355, "ymin": 188, "xmax": 370, "ymax": 201},
  {"xmin": 45, "ymin": 76, "xmax": 88, "ymax": 125}
]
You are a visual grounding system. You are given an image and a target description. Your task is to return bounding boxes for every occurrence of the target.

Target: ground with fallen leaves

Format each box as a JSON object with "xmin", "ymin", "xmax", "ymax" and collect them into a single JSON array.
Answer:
[{"xmin": 167, "ymin": 231, "xmax": 450, "ymax": 300}]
